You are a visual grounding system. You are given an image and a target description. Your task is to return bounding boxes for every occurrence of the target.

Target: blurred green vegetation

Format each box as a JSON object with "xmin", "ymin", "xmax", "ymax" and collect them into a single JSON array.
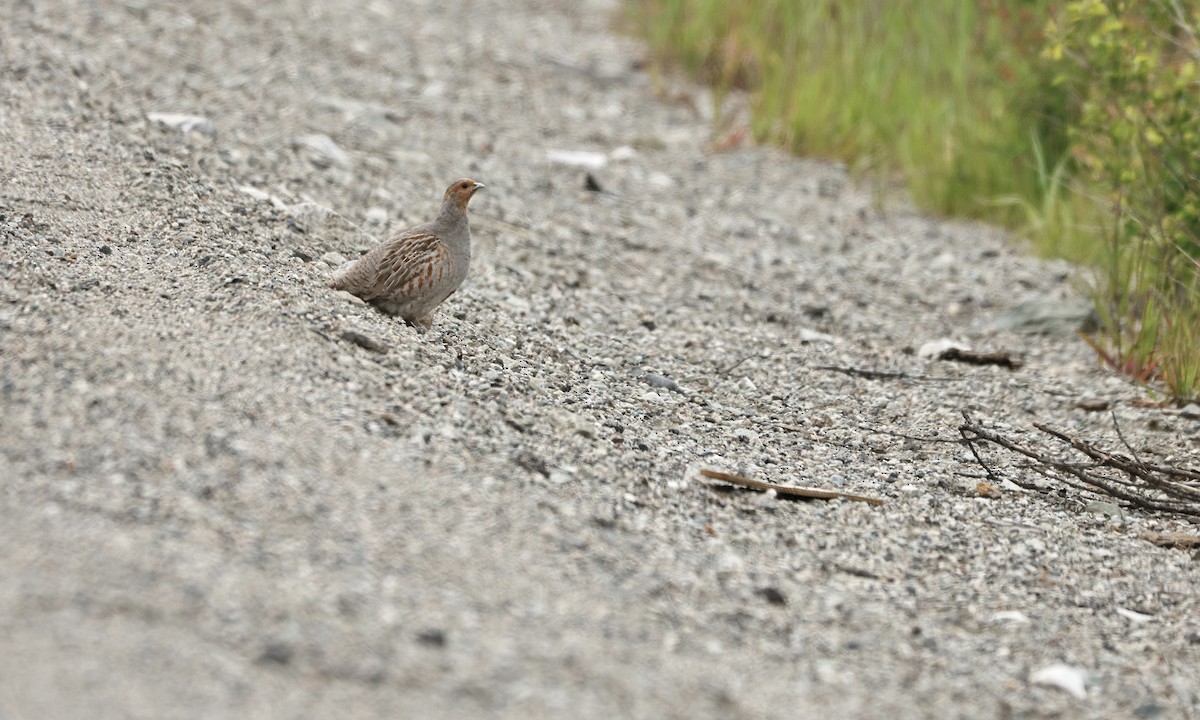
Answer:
[{"xmin": 630, "ymin": 0, "xmax": 1200, "ymax": 401}]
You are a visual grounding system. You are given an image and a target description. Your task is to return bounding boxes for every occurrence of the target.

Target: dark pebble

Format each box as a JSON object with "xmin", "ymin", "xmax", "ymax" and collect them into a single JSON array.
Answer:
[
  {"xmin": 512, "ymin": 449, "xmax": 550, "ymax": 477},
  {"xmin": 416, "ymin": 629, "xmax": 447, "ymax": 648},
  {"xmin": 643, "ymin": 373, "xmax": 682, "ymax": 394},
  {"xmin": 584, "ymin": 172, "xmax": 604, "ymax": 193},
  {"xmin": 1134, "ymin": 702, "xmax": 1165, "ymax": 719},
  {"xmin": 340, "ymin": 330, "xmax": 388, "ymax": 354},
  {"xmin": 755, "ymin": 586, "xmax": 787, "ymax": 606},
  {"xmin": 257, "ymin": 641, "xmax": 294, "ymax": 666}
]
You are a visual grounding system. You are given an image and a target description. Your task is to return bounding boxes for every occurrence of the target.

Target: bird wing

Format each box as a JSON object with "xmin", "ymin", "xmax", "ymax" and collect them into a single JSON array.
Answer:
[{"xmin": 361, "ymin": 231, "xmax": 451, "ymax": 301}]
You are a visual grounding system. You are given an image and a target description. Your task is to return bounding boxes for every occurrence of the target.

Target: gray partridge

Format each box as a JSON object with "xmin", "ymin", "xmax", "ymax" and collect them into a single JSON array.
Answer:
[{"xmin": 329, "ymin": 178, "xmax": 483, "ymax": 327}]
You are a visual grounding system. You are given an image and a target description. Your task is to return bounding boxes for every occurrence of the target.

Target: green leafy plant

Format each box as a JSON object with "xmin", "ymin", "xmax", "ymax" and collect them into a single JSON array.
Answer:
[{"xmin": 1046, "ymin": 0, "xmax": 1200, "ymax": 400}]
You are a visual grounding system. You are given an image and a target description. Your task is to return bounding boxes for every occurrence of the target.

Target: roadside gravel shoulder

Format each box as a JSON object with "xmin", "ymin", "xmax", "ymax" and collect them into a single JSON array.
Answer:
[{"xmin": 1, "ymin": 1, "xmax": 1198, "ymax": 718}]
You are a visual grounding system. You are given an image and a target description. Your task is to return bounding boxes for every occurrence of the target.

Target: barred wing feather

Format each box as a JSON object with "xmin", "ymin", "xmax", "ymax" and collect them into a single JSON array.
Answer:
[{"xmin": 366, "ymin": 232, "xmax": 448, "ymax": 301}]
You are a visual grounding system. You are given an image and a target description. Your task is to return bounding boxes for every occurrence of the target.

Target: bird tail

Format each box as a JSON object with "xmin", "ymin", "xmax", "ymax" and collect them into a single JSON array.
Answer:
[{"xmin": 326, "ymin": 262, "xmax": 356, "ymax": 291}]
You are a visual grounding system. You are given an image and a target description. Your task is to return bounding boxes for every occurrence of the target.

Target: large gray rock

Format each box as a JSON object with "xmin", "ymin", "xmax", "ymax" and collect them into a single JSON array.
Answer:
[{"xmin": 990, "ymin": 298, "xmax": 1098, "ymax": 336}]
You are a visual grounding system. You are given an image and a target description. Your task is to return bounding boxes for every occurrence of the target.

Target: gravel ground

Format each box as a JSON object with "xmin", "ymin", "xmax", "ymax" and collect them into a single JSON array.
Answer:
[{"xmin": 2, "ymin": 0, "xmax": 1199, "ymax": 718}]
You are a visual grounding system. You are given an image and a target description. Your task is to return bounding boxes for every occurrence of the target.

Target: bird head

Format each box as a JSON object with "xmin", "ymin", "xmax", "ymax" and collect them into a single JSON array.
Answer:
[{"xmin": 444, "ymin": 178, "xmax": 485, "ymax": 213}]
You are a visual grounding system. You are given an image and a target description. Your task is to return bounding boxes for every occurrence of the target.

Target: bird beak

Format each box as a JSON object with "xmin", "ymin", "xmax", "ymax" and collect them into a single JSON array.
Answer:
[{"xmin": 473, "ymin": 182, "xmax": 485, "ymax": 190}]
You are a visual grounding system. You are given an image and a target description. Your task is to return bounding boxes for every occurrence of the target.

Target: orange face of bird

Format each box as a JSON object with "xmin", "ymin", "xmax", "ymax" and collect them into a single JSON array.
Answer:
[{"xmin": 445, "ymin": 178, "xmax": 485, "ymax": 212}]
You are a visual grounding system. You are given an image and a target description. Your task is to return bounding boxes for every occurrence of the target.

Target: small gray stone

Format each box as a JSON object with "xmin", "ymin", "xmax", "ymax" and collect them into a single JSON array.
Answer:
[
  {"xmin": 798, "ymin": 327, "xmax": 835, "ymax": 344},
  {"xmin": 643, "ymin": 373, "xmax": 682, "ymax": 394},
  {"xmin": 513, "ymin": 449, "xmax": 550, "ymax": 477},
  {"xmin": 648, "ymin": 172, "xmax": 675, "ymax": 189},
  {"xmin": 918, "ymin": 338, "xmax": 970, "ymax": 359},
  {"xmin": 364, "ymin": 207, "xmax": 389, "ymax": 226},
  {"xmin": 546, "ymin": 149, "xmax": 607, "ymax": 169},
  {"xmin": 321, "ymin": 251, "xmax": 349, "ymax": 268},
  {"xmin": 1085, "ymin": 500, "xmax": 1123, "ymax": 517},
  {"xmin": 732, "ymin": 428, "xmax": 758, "ymax": 443},
  {"xmin": 147, "ymin": 112, "xmax": 216, "ymax": 136},
  {"xmin": 238, "ymin": 185, "xmax": 275, "ymax": 203},
  {"xmin": 256, "ymin": 640, "xmax": 294, "ymax": 666},
  {"xmin": 294, "ymin": 133, "xmax": 353, "ymax": 169},
  {"xmin": 416, "ymin": 629, "xmax": 447, "ymax": 648}
]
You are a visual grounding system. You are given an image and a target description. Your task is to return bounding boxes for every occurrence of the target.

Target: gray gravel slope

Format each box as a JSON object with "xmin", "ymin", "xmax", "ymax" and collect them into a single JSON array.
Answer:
[{"xmin": 2, "ymin": 0, "xmax": 1198, "ymax": 718}]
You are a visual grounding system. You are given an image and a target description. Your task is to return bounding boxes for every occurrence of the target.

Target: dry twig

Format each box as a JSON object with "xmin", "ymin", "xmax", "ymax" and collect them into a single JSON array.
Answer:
[
  {"xmin": 1138, "ymin": 530, "xmax": 1200, "ymax": 549},
  {"xmin": 958, "ymin": 411, "xmax": 1200, "ymax": 519},
  {"xmin": 699, "ymin": 469, "xmax": 884, "ymax": 506},
  {"xmin": 814, "ymin": 365, "xmax": 956, "ymax": 382}
]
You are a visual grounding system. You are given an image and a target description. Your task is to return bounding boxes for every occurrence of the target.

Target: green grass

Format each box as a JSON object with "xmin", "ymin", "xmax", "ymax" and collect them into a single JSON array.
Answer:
[
  {"xmin": 632, "ymin": 0, "xmax": 1072, "ymax": 230},
  {"xmin": 629, "ymin": 0, "xmax": 1200, "ymax": 402}
]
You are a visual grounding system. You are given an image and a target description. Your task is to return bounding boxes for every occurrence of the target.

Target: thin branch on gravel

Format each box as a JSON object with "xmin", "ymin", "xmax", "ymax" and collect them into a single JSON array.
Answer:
[
  {"xmin": 717, "ymin": 354, "xmax": 755, "ymax": 375},
  {"xmin": 1035, "ymin": 421, "xmax": 1200, "ymax": 485},
  {"xmin": 830, "ymin": 563, "xmax": 894, "ymax": 582},
  {"xmin": 958, "ymin": 411, "xmax": 1200, "ymax": 518},
  {"xmin": 860, "ymin": 425, "xmax": 965, "ymax": 444},
  {"xmin": 1031, "ymin": 423, "xmax": 1200, "ymax": 501},
  {"xmin": 1138, "ymin": 529, "xmax": 1200, "ymax": 548},
  {"xmin": 1110, "ymin": 411, "xmax": 1146, "ymax": 468},
  {"xmin": 985, "ymin": 518, "xmax": 1050, "ymax": 532},
  {"xmin": 813, "ymin": 365, "xmax": 957, "ymax": 382},
  {"xmin": 962, "ymin": 427, "xmax": 1006, "ymax": 485},
  {"xmin": 764, "ymin": 422, "xmax": 808, "ymax": 433},
  {"xmin": 699, "ymin": 469, "xmax": 885, "ymax": 506}
]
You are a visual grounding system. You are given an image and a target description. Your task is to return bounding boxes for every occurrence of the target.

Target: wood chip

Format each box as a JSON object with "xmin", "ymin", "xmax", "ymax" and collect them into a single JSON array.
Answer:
[
  {"xmin": 976, "ymin": 481, "xmax": 1002, "ymax": 499},
  {"xmin": 699, "ymin": 469, "xmax": 884, "ymax": 506},
  {"xmin": 1138, "ymin": 530, "xmax": 1200, "ymax": 549}
]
